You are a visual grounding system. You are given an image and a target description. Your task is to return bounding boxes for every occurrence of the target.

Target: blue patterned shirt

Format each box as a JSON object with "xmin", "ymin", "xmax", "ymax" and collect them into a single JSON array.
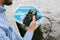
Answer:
[{"xmin": 0, "ymin": 6, "xmax": 33, "ymax": 40}]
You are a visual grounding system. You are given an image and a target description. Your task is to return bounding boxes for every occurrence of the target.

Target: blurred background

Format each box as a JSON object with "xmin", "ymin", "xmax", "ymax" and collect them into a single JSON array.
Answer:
[{"xmin": 5, "ymin": 0, "xmax": 60, "ymax": 40}]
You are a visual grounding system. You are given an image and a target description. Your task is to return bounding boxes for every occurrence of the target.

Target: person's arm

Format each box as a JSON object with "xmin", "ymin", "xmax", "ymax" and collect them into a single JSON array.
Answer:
[
  {"xmin": 14, "ymin": 16, "xmax": 36, "ymax": 40},
  {"xmin": 23, "ymin": 16, "xmax": 36, "ymax": 40},
  {"xmin": 0, "ymin": 16, "xmax": 36, "ymax": 40}
]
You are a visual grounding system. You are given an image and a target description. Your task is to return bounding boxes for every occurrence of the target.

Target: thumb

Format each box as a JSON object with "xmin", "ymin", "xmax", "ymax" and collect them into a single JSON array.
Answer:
[{"xmin": 32, "ymin": 15, "xmax": 36, "ymax": 21}]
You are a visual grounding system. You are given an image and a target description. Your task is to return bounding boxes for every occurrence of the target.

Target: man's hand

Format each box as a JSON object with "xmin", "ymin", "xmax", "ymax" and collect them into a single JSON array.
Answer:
[{"xmin": 26, "ymin": 16, "xmax": 36, "ymax": 32}]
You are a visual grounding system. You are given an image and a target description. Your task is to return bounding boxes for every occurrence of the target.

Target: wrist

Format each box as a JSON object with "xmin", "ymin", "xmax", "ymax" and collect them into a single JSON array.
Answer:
[{"xmin": 27, "ymin": 28, "xmax": 34, "ymax": 32}]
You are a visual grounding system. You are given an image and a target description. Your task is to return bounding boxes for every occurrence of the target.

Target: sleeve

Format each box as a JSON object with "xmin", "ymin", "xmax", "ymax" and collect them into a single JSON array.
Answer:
[
  {"xmin": 0, "ymin": 28, "xmax": 10, "ymax": 40},
  {"xmin": 23, "ymin": 31, "xmax": 33, "ymax": 40},
  {"xmin": 14, "ymin": 30, "xmax": 33, "ymax": 40}
]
